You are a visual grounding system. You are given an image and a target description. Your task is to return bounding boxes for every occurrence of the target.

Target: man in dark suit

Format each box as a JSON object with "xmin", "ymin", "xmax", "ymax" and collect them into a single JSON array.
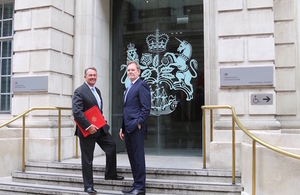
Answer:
[
  {"xmin": 119, "ymin": 61, "xmax": 151, "ymax": 195},
  {"xmin": 72, "ymin": 67, "xmax": 124, "ymax": 194}
]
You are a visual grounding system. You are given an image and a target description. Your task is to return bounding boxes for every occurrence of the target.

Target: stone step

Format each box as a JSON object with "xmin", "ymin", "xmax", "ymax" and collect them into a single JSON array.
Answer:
[
  {"xmin": 0, "ymin": 181, "xmax": 123, "ymax": 195},
  {"xmin": 25, "ymin": 161, "xmax": 241, "ymax": 183},
  {"xmin": 8, "ymin": 170, "xmax": 242, "ymax": 195},
  {"xmin": 0, "ymin": 158, "xmax": 243, "ymax": 195},
  {"xmin": 0, "ymin": 181, "xmax": 169, "ymax": 195}
]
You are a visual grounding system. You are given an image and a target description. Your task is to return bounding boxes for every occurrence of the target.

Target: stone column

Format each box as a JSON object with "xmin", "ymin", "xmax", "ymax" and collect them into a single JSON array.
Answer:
[
  {"xmin": 274, "ymin": 0, "xmax": 300, "ymax": 130},
  {"xmin": 205, "ymin": 0, "xmax": 281, "ymax": 169},
  {"xmin": 73, "ymin": 0, "xmax": 111, "ymax": 117},
  {"xmin": 73, "ymin": 0, "xmax": 111, "ymax": 155},
  {"xmin": 11, "ymin": 0, "xmax": 75, "ymax": 162}
]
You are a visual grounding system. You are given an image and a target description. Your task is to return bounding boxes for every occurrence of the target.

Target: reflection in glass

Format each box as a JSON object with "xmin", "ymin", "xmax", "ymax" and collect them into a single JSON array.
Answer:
[
  {"xmin": 0, "ymin": 4, "xmax": 2, "ymax": 20},
  {"xmin": 3, "ymin": 3, "xmax": 13, "ymax": 19},
  {"xmin": 2, "ymin": 41, "xmax": 11, "ymax": 57},
  {"xmin": 3, "ymin": 20, "xmax": 12, "ymax": 36},
  {"xmin": 2, "ymin": 59, "xmax": 11, "ymax": 75},
  {"xmin": 0, "ymin": 2, "xmax": 13, "ymax": 112},
  {"xmin": 1, "ymin": 76, "xmax": 10, "ymax": 93},
  {"xmin": 0, "ymin": 94, "xmax": 10, "ymax": 111}
]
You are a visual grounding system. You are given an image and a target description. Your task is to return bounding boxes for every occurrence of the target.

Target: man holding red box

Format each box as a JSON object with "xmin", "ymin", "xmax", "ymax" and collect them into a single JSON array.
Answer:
[{"xmin": 72, "ymin": 67, "xmax": 124, "ymax": 194}]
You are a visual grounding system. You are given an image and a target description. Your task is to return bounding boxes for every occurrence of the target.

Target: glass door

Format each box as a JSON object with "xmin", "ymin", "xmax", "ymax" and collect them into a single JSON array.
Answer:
[{"xmin": 111, "ymin": 0, "xmax": 204, "ymax": 156}]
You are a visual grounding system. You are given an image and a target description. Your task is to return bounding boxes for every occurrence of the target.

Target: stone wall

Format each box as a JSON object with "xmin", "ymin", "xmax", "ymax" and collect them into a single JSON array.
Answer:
[
  {"xmin": 0, "ymin": 0, "xmax": 111, "ymax": 176},
  {"xmin": 204, "ymin": 0, "xmax": 300, "ymax": 194},
  {"xmin": 274, "ymin": 0, "xmax": 300, "ymax": 130},
  {"xmin": 13, "ymin": 0, "xmax": 74, "ymax": 112}
]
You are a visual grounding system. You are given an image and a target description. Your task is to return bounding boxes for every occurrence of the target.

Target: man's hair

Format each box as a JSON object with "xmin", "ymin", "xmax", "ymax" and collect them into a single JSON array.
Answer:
[
  {"xmin": 127, "ymin": 61, "xmax": 140, "ymax": 71},
  {"xmin": 84, "ymin": 67, "xmax": 97, "ymax": 76}
]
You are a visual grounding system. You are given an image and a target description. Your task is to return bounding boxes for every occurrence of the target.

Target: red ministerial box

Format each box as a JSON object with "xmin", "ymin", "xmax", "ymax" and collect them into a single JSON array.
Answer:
[{"xmin": 75, "ymin": 105, "xmax": 106, "ymax": 137}]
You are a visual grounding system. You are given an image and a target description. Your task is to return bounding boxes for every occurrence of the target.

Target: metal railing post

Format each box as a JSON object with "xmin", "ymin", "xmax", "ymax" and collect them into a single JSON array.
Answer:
[
  {"xmin": 210, "ymin": 109, "xmax": 213, "ymax": 142},
  {"xmin": 252, "ymin": 140, "xmax": 256, "ymax": 195},
  {"xmin": 232, "ymin": 115, "xmax": 236, "ymax": 184},
  {"xmin": 22, "ymin": 115, "xmax": 25, "ymax": 172},
  {"xmin": 202, "ymin": 108, "xmax": 206, "ymax": 169},
  {"xmin": 76, "ymin": 136, "xmax": 79, "ymax": 159},
  {"xmin": 58, "ymin": 109, "xmax": 61, "ymax": 162}
]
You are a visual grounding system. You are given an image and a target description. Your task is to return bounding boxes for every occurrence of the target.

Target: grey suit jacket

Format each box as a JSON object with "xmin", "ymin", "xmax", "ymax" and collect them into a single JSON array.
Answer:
[{"xmin": 72, "ymin": 82, "xmax": 109, "ymax": 138}]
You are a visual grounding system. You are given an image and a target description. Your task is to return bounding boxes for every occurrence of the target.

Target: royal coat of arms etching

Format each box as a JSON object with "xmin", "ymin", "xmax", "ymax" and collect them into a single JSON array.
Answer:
[{"xmin": 120, "ymin": 29, "xmax": 198, "ymax": 116}]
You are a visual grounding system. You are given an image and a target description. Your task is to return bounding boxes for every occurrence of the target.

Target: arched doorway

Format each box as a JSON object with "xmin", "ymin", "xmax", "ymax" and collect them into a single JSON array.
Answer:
[{"xmin": 111, "ymin": 0, "xmax": 204, "ymax": 156}]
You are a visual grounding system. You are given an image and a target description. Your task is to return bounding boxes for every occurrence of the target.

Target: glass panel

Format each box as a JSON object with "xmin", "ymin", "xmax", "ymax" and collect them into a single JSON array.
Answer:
[
  {"xmin": 3, "ymin": 20, "xmax": 12, "ymax": 37},
  {"xmin": 2, "ymin": 40, "xmax": 11, "ymax": 57},
  {"xmin": 0, "ymin": 22, "xmax": 2, "ymax": 38},
  {"xmin": 0, "ymin": 4, "xmax": 3, "ymax": 20},
  {"xmin": 1, "ymin": 76, "xmax": 10, "ymax": 93},
  {"xmin": 112, "ymin": 0, "xmax": 204, "ymax": 156},
  {"xmin": 0, "ymin": 3, "xmax": 13, "ymax": 113},
  {"xmin": 0, "ymin": 94, "xmax": 10, "ymax": 111},
  {"xmin": 2, "ymin": 59, "xmax": 11, "ymax": 75},
  {"xmin": 3, "ymin": 3, "xmax": 13, "ymax": 19}
]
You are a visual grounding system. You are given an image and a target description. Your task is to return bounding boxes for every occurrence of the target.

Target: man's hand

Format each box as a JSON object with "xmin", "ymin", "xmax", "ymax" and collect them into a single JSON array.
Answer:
[
  {"xmin": 88, "ymin": 124, "xmax": 98, "ymax": 134},
  {"xmin": 119, "ymin": 128, "xmax": 124, "ymax": 141},
  {"xmin": 138, "ymin": 124, "xmax": 141, "ymax": 129}
]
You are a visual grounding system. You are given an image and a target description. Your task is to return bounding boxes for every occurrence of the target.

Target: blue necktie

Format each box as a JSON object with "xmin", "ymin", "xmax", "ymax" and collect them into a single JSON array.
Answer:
[
  {"xmin": 124, "ymin": 83, "xmax": 133, "ymax": 103},
  {"xmin": 91, "ymin": 87, "xmax": 101, "ymax": 109}
]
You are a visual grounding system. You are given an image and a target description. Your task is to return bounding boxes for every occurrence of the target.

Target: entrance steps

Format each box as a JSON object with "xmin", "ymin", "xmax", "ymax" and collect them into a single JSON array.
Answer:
[{"xmin": 0, "ymin": 161, "xmax": 243, "ymax": 195}]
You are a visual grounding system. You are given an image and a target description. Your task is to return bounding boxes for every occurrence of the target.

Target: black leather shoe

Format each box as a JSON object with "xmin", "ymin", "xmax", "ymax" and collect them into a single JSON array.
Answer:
[
  {"xmin": 125, "ymin": 189, "xmax": 145, "ymax": 195},
  {"xmin": 122, "ymin": 186, "xmax": 134, "ymax": 193},
  {"xmin": 105, "ymin": 175, "xmax": 124, "ymax": 180},
  {"xmin": 84, "ymin": 187, "xmax": 97, "ymax": 194}
]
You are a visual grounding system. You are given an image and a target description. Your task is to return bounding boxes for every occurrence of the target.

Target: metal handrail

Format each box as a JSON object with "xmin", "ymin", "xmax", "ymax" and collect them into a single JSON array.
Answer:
[
  {"xmin": 0, "ymin": 107, "xmax": 77, "ymax": 172},
  {"xmin": 201, "ymin": 105, "xmax": 300, "ymax": 195}
]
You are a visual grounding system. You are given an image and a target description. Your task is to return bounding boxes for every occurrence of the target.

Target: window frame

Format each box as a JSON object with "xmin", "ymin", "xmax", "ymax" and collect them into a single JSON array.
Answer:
[{"xmin": 0, "ymin": 1, "xmax": 14, "ymax": 113}]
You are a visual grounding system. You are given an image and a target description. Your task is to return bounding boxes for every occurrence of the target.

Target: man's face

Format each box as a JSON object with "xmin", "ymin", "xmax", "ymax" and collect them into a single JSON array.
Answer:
[
  {"xmin": 84, "ymin": 69, "xmax": 97, "ymax": 87},
  {"xmin": 127, "ymin": 62, "xmax": 140, "ymax": 82}
]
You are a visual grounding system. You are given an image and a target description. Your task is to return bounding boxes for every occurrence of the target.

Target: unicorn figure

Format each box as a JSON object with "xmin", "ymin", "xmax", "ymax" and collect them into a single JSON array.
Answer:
[{"xmin": 163, "ymin": 37, "xmax": 198, "ymax": 100}]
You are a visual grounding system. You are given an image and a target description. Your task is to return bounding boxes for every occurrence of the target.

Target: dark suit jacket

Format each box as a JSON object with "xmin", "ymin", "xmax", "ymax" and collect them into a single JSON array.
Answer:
[
  {"xmin": 72, "ymin": 82, "xmax": 109, "ymax": 138},
  {"xmin": 122, "ymin": 78, "xmax": 151, "ymax": 134}
]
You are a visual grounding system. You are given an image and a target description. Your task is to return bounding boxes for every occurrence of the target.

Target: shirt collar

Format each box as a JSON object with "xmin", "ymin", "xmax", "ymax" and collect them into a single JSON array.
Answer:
[
  {"xmin": 131, "ymin": 77, "xmax": 139, "ymax": 85},
  {"xmin": 85, "ymin": 82, "xmax": 94, "ymax": 90}
]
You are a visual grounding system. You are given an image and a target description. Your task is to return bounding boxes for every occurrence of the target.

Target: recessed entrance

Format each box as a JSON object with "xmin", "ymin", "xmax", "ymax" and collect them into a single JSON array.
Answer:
[{"xmin": 111, "ymin": 0, "xmax": 204, "ymax": 156}]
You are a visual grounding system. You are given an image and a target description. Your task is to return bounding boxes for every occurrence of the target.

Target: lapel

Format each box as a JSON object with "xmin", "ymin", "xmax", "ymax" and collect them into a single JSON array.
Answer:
[
  {"xmin": 124, "ymin": 78, "xmax": 140, "ymax": 105},
  {"xmin": 95, "ymin": 87, "xmax": 103, "ymax": 111},
  {"xmin": 84, "ymin": 83, "xmax": 99, "ymax": 108}
]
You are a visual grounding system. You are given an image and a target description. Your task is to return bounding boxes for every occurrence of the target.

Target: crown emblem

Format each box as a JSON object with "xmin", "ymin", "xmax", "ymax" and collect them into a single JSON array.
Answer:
[
  {"xmin": 146, "ymin": 29, "xmax": 169, "ymax": 52},
  {"xmin": 127, "ymin": 43, "xmax": 136, "ymax": 51},
  {"xmin": 126, "ymin": 43, "xmax": 139, "ymax": 62}
]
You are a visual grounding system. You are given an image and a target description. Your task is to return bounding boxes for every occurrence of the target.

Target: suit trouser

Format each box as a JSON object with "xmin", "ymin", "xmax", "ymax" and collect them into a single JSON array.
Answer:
[
  {"xmin": 125, "ymin": 129, "xmax": 146, "ymax": 191},
  {"xmin": 79, "ymin": 130, "xmax": 117, "ymax": 189}
]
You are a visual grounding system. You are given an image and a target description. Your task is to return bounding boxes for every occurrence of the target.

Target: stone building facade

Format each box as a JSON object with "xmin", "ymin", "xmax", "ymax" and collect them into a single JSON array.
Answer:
[{"xmin": 0, "ymin": 0, "xmax": 299, "ymax": 194}]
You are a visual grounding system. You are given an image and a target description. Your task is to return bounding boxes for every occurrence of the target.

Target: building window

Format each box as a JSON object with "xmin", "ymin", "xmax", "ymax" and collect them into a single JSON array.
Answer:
[{"xmin": 0, "ymin": 2, "xmax": 13, "ymax": 112}]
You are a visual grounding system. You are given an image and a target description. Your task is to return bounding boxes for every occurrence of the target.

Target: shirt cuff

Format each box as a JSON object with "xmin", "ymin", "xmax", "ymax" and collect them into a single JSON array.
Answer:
[{"xmin": 85, "ymin": 125, "xmax": 91, "ymax": 131}]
